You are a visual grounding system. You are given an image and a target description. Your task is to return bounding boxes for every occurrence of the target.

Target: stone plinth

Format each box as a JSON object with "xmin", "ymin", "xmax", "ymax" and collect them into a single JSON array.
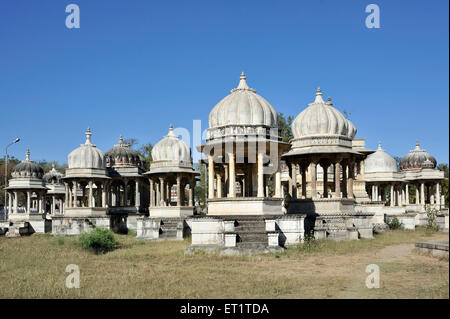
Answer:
[
  {"xmin": 64, "ymin": 207, "xmax": 108, "ymax": 218},
  {"xmin": 276, "ymin": 215, "xmax": 306, "ymax": 246},
  {"xmin": 207, "ymin": 198, "xmax": 283, "ymax": 216},
  {"xmin": 287, "ymin": 198, "xmax": 356, "ymax": 215},
  {"xmin": 386, "ymin": 213, "xmax": 416, "ymax": 230},
  {"xmin": 149, "ymin": 206, "xmax": 194, "ymax": 218},
  {"xmin": 52, "ymin": 216, "xmax": 110, "ymax": 236}
]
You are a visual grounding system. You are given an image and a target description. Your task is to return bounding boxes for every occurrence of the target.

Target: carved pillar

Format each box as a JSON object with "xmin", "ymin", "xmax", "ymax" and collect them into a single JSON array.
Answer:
[
  {"xmin": 26, "ymin": 191, "xmax": 31, "ymax": 214},
  {"xmin": 310, "ymin": 161, "xmax": 317, "ymax": 199},
  {"xmin": 275, "ymin": 163, "xmax": 281, "ymax": 198},
  {"xmin": 301, "ymin": 164, "xmax": 307, "ymax": 198},
  {"xmin": 208, "ymin": 155, "xmax": 215, "ymax": 199},
  {"xmin": 177, "ymin": 175, "xmax": 182, "ymax": 206},
  {"xmin": 420, "ymin": 182, "xmax": 425, "ymax": 205},
  {"xmin": 229, "ymin": 152, "xmax": 236, "ymax": 198},
  {"xmin": 322, "ymin": 163, "xmax": 329, "ymax": 198},
  {"xmin": 160, "ymin": 178, "xmax": 165, "ymax": 206},
  {"xmin": 347, "ymin": 160, "xmax": 354, "ymax": 199},
  {"xmin": 149, "ymin": 179, "xmax": 154, "ymax": 208},
  {"xmin": 436, "ymin": 183, "xmax": 441, "ymax": 207},
  {"xmin": 334, "ymin": 161, "xmax": 341, "ymax": 199},
  {"xmin": 74, "ymin": 182, "xmax": 78, "ymax": 208},
  {"xmin": 257, "ymin": 152, "xmax": 264, "ymax": 198},
  {"xmin": 88, "ymin": 181, "xmax": 93, "ymax": 208},
  {"xmin": 342, "ymin": 162, "xmax": 348, "ymax": 198},
  {"xmin": 216, "ymin": 173, "xmax": 222, "ymax": 198},
  {"xmin": 135, "ymin": 180, "xmax": 140, "ymax": 209},
  {"xmin": 405, "ymin": 184, "xmax": 409, "ymax": 205}
]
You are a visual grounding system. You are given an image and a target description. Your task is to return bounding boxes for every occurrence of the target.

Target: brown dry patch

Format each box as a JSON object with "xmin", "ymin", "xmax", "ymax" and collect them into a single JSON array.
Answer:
[{"xmin": 0, "ymin": 229, "xmax": 448, "ymax": 298}]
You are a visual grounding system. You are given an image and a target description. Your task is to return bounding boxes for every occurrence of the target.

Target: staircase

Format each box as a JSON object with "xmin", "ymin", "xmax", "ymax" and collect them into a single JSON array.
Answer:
[
  {"xmin": 159, "ymin": 218, "xmax": 185, "ymax": 239},
  {"xmin": 224, "ymin": 216, "xmax": 277, "ymax": 249}
]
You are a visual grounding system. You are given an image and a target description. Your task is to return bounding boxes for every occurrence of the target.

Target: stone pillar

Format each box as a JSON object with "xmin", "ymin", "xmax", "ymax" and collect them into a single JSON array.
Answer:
[
  {"xmin": 301, "ymin": 165, "xmax": 307, "ymax": 198},
  {"xmin": 189, "ymin": 179, "xmax": 194, "ymax": 206},
  {"xmin": 12, "ymin": 191, "xmax": 17, "ymax": 214},
  {"xmin": 59, "ymin": 198, "xmax": 63, "ymax": 215},
  {"xmin": 334, "ymin": 162, "xmax": 341, "ymax": 198},
  {"xmin": 123, "ymin": 179, "xmax": 128, "ymax": 207},
  {"xmin": 26, "ymin": 191, "xmax": 31, "ymax": 214},
  {"xmin": 135, "ymin": 180, "xmax": 140, "ymax": 209},
  {"xmin": 347, "ymin": 161, "xmax": 354, "ymax": 199},
  {"xmin": 290, "ymin": 163, "xmax": 297, "ymax": 198},
  {"xmin": 149, "ymin": 179, "xmax": 154, "ymax": 208},
  {"xmin": 396, "ymin": 189, "xmax": 400, "ymax": 207},
  {"xmin": 322, "ymin": 164, "xmax": 329, "ymax": 198},
  {"xmin": 68, "ymin": 184, "xmax": 73, "ymax": 208},
  {"xmin": 257, "ymin": 152, "xmax": 264, "ymax": 198},
  {"xmin": 390, "ymin": 184, "xmax": 394, "ymax": 207},
  {"xmin": 415, "ymin": 185, "xmax": 420, "ymax": 205},
  {"xmin": 275, "ymin": 164, "xmax": 281, "ymax": 198},
  {"xmin": 52, "ymin": 195, "xmax": 56, "ymax": 214},
  {"xmin": 88, "ymin": 181, "xmax": 93, "ymax": 208},
  {"xmin": 310, "ymin": 161, "xmax": 317, "ymax": 199},
  {"xmin": 160, "ymin": 178, "xmax": 165, "ymax": 206},
  {"xmin": 74, "ymin": 182, "xmax": 78, "ymax": 208},
  {"xmin": 8, "ymin": 192, "xmax": 12, "ymax": 215},
  {"xmin": 64, "ymin": 183, "xmax": 69, "ymax": 208},
  {"xmin": 436, "ymin": 183, "xmax": 441, "ymax": 207},
  {"xmin": 420, "ymin": 182, "xmax": 425, "ymax": 205},
  {"xmin": 402, "ymin": 187, "xmax": 406, "ymax": 206},
  {"xmin": 229, "ymin": 152, "xmax": 236, "ymax": 198},
  {"xmin": 405, "ymin": 184, "xmax": 409, "ymax": 205},
  {"xmin": 208, "ymin": 155, "xmax": 215, "ymax": 199},
  {"xmin": 342, "ymin": 163, "xmax": 347, "ymax": 198},
  {"xmin": 102, "ymin": 183, "xmax": 107, "ymax": 208},
  {"xmin": 177, "ymin": 175, "xmax": 182, "ymax": 206},
  {"xmin": 216, "ymin": 173, "xmax": 222, "ymax": 198}
]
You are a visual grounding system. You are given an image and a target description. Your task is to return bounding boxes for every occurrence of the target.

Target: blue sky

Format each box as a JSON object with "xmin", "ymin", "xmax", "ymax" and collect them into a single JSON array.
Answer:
[{"xmin": 0, "ymin": 0, "xmax": 448, "ymax": 165}]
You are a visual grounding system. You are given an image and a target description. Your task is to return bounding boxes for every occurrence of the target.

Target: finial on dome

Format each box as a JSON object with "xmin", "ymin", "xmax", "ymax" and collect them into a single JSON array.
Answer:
[
  {"xmin": 415, "ymin": 140, "xmax": 420, "ymax": 150},
  {"xmin": 378, "ymin": 142, "xmax": 382, "ymax": 150},
  {"xmin": 167, "ymin": 124, "xmax": 176, "ymax": 137},
  {"xmin": 314, "ymin": 87, "xmax": 324, "ymax": 103},
  {"xmin": 26, "ymin": 149, "xmax": 30, "ymax": 161},
  {"xmin": 326, "ymin": 97, "xmax": 333, "ymax": 106},
  {"xmin": 85, "ymin": 127, "xmax": 92, "ymax": 145},
  {"xmin": 52, "ymin": 161, "xmax": 56, "ymax": 170},
  {"xmin": 237, "ymin": 71, "xmax": 250, "ymax": 90},
  {"xmin": 119, "ymin": 134, "xmax": 124, "ymax": 144}
]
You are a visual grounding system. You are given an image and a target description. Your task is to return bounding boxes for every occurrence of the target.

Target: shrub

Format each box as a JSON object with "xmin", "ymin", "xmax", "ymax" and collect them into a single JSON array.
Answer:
[
  {"xmin": 388, "ymin": 217, "xmax": 403, "ymax": 230},
  {"xmin": 425, "ymin": 205, "xmax": 440, "ymax": 232},
  {"xmin": 79, "ymin": 228, "xmax": 118, "ymax": 253}
]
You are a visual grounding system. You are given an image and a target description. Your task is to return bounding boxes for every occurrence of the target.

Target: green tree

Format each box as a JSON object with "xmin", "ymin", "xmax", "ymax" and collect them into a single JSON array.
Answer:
[{"xmin": 277, "ymin": 112, "xmax": 294, "ymax": 143}]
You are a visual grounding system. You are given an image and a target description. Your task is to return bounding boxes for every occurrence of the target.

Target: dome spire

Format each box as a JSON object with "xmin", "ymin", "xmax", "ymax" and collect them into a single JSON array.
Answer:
[
  {"xmin": 26, "ymin": 149, "xmax": 30, "ymax": 161},
  {"xmin": 231, "ymin": 72, "xmax": 256, "ymax": 93},
  {"xmin": 314, "ymin": 87, "xmax": 325, "ymax": 103},
  {"xmin": 167, "ymin": 124, "xmax": 176, "ymax": 137},
  {"xmin": 85, "ymin": 127, "xmax": 92, "ymax": 145},
  {"xmin": 378, "ymin": 141, "xmax": 382, "ymax": 150},
  {"xmin": 119, "ymin": 134, "xmax": 124, "ymax": 144},
  {"xmin": 326, "ymin": 97, "xmax": 333, "ymax": 106},
  {"xmin": 415, "ymin": 140, "xmax": 420, "ymax": 150},
  {"xmin": 51, "ymin": 161, "xmax": 56, "ymax": 170}
]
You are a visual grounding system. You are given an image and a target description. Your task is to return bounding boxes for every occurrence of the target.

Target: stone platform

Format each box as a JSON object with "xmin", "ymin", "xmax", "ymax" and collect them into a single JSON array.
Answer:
[
  {"xmin": 415, "ymin": 241, "xmax": 449, "ymax": 259},
  {"xmin": 206, "ymin": 198, "xmax": 283, "ymax": 216}
]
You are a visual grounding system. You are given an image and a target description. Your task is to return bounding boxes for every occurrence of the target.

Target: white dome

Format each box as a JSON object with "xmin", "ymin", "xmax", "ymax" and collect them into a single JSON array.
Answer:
[
  {"xmin": 151, "ymin": 125, "xmax": 192, "ymax": 164},
  {"xmin": 292, "ymin": 88, "xmax": 356, "ymax": 139},
  {"xmin": 68, "ymin": 128, "xmax": 106, "ymax": 169},
  {"xmin": 208, "ymin": 72, "xmax": 278, "ymax": 128},
  {"xmin": 364, "ymin": 142, "xmax": 398, "ymax": 173}
]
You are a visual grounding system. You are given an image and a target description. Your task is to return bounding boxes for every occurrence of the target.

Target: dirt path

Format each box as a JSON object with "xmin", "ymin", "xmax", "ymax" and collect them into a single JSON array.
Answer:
[{"xmin": 333, "ymin": 243, "xmax": 415, "ymax": 298}]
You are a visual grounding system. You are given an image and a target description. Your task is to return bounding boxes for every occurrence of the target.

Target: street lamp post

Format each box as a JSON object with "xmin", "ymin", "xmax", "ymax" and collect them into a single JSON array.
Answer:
[{"xmin": 3, "ymin": 138, "xmax": 20, "ymax": 221}]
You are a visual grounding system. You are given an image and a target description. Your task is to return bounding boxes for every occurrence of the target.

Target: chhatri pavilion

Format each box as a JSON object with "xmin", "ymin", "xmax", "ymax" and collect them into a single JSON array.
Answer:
[{"xmin": 1, "ymin": 72, "xmax": 448, "ymax": 252}]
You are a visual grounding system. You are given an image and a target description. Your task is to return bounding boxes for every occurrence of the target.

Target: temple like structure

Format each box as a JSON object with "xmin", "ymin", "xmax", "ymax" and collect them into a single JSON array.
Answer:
[{"xmin": 1, "ymin": 72, "xmax": 447, "ymax": 245}]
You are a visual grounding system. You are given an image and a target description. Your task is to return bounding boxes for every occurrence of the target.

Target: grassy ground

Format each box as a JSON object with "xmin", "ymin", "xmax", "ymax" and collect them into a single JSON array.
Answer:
[{"xmin": 0, "ymin": 228, "xmax": 448, "ymax": 299}]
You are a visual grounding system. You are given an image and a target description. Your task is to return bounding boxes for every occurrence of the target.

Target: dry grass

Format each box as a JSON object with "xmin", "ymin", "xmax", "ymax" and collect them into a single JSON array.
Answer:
[{"xmin": 0, "ymin": 228, "xmax": 448, "ymax": 299}]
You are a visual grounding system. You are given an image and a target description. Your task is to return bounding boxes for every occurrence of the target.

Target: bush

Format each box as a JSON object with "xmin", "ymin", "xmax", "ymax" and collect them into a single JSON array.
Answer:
[
  {"xmin": 388, "ymin": 217, "xmax": 403, "ymax": 230},
  {"xmin": 425, "ymin": 205, "xmax": 440, "ymax": 232},
  {"xmin": 79, "ymin": 228, "xmax": 118, "ymax": 253}
]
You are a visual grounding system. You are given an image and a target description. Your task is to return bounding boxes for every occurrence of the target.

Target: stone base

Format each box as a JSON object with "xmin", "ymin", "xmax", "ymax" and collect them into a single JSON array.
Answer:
[
  {"xmin": 386, "ymin": 213, "xmax": 416, "ymax": 230},
  {"xmin": 149, "ymin": 206, "xmax": 194, "ymax": 218},
  {"xmin": 437, "ymin": 212, "xmax": 449, "ymax": 232},
  {"xmin": 207, "ymin": 198, "xmax": 283, "ymax": 216},
  {"xmin": 185, "ymin": 244, "xmax": 284, "ymax": 256},
  {"xmin": 0, "ymin": 221, "xmax": 31, "ymax": 237},
  {"xmin": 52, "ymin": 216, "xmax": 111, "ymax": 236},
  {"xmin": 136, "ymin": 217, "xmax": 188, "ymax": 240},
  {"xmin": 415, "ymin": 241, "xmax": 449, "ymax": 260},
  {"xmin": 287, "ymin": 198, "xmax": 356, "ymax": 215},
  {"xmin": 64, "ymin": 207, "xmax": 108, "ymax": 218}
]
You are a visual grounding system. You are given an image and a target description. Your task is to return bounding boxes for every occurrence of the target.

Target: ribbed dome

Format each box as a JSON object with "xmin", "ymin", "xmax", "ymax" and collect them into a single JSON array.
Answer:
[
  {"xmin": 292, "ymin": 88, "xmax": 357, "ymax": 139},
  {"xmin": 152, "ymin": 125, "xmax": 191, "ymax": 164},
  {"xmin": 43, "ymin": 162, "xmax": 64, "ymax": 183},
  {"xmin": 105, "ymin": 135, "xmax": 144, "ymax": 168},
  {"xmin": 11, "ymin": 149, "xmax": 44, "ymax": 178},
  {"xmin": 68, "ymin": 128, "xmax": 105, "ymax": 169},
  {"xmin": 365, "ymin": 142, "xmax": 398, "ymax": 173},
  {"xmin": 400, "ymin": 141, "xmax": 437, "ymax": 170},
  {"xmin": 208, "ymin": 72, "xmax": 278, "ymax": 128}
]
